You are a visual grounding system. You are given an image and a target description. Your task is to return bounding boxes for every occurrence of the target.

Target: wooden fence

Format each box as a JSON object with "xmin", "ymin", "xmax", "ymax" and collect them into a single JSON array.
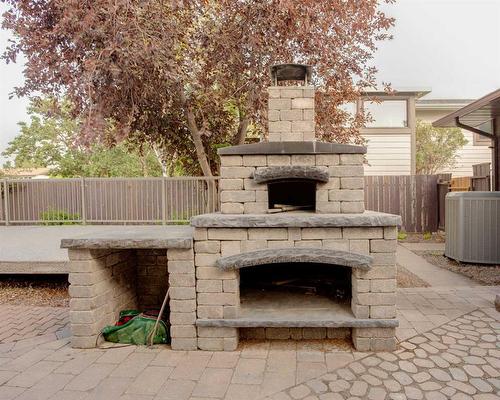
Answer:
[
  {"xmin": 472, "ymin": 163, "xmax": 491, "ymax": 191},
  {"xmin": 364, "ymin": 175, "xmax": 439, "ymax": 233},
  {"xmin": 0, "ymin": 174, "xmax": 461, "ymax": 232}
]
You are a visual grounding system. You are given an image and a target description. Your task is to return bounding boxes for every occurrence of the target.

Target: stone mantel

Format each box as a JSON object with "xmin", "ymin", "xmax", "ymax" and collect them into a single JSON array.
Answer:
[
  {"xmin": 253, "ymin": 165, "xmax": 329, "ymax": 184},
  {"xmin": 218, "ymin": 141, "xmax": 367, "ymax": 155},
  {"xmin": 215, "ymin": 248, "xmax": 373, "ymax": 270}
]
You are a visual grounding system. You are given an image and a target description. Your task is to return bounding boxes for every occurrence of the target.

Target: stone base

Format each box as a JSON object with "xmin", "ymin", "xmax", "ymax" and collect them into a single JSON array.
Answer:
[
  {"xmin": 240, "ymin": 327, "xmax": 350, "ymax": 340},
  {"xmin": 352, "ymin": 327, "xmax": 397, "ymax": 351}
]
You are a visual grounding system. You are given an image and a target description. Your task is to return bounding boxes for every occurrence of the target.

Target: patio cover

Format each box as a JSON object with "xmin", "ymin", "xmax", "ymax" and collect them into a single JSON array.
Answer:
[{"xmin": 433, "ymin": 88, "xmax": 500, "ymax": 191}]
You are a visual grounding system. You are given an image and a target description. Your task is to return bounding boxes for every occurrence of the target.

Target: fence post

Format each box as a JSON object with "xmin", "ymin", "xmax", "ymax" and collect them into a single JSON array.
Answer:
[
  {"xmin": 80, "ymin": 177, "xmax": 87, "ymax": 225},
  {"xmin": 161, "ymin": 177, "xmax": 167, "ymax": 225},
  {"xmin": 2, "ymin": 179, "xmax": 9, "ymax": 226}
]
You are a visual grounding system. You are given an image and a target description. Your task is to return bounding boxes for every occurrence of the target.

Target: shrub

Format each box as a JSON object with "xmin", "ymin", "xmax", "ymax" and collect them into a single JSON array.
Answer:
[
  {"xmin": 41, "ymin": 209, "xmax": 81, "ymax": 225},
  {"xmin": 397, "ymin": 230, "xmax": 408, "ymax": 241}
]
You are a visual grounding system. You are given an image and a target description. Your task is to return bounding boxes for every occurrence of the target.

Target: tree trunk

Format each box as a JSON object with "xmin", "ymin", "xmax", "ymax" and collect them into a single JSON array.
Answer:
[
  {"xmin": 179, "ymin": 88, "xmax": 213, "ymax": 177},
  {"xmin": 233, "ymin": 90, "xmax": 256, "ymax": 145},
  {"xmin": 179, "ymin": 88, "xmax": 216, "ymax": 210},
  {"xmin": 233, "ymin": 114, "xmax": 250, "ymax": 145},
  {"xmin": 152, "ymin": 144, "xmax": 169, "ymax": 177}
]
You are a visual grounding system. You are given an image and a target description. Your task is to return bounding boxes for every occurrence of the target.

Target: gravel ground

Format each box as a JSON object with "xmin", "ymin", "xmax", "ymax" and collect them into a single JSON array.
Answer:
[
  {"xmin": 0, "ymin": 275, "xmax": 69, "ymax": 307},
  {"xmin": 398, "ymin": 232, "xmax": 445, "ymax": 243},
  {"xmin": 416, "ymin": 250, "xmax": 500, "ymax": 285},
  {"xmin": 0, "ymin": 263, "xmax": 430, "ymax": 308},
  {"xmin": 397, "ymin": 264, "xmax": 430, "ymax": 288}
]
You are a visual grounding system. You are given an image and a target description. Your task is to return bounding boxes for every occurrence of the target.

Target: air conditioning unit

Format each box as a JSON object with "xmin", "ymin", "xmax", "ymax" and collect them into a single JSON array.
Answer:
[{"xmin": 445, "ymin": 191, "xmax": 500, "ymax": 264}]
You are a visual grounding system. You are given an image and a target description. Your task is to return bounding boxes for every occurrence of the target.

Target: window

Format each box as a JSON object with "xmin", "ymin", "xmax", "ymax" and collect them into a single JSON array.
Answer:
[
  {"xmin": 338, "ymin": 102, "xmax": 357, "ymax": 117},
  {"xmin": 472, "ymin": 120, "xmax": 493, "ymax": 146},
  {"xmin": 473, "ymin": 133, "xmax": 492, "ymax": 146},
  {"xmin": 364, "ymin": 100, "xmax": 408, "ymax": 128}
]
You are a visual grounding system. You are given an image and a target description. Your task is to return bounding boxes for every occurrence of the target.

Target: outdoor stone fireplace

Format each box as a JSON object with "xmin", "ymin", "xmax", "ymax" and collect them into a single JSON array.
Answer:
[
  {"xmin": 189, "ymin": 65, "xmax": 400, "ymax": 352},
  {"xmin": 63, "ymin": 64, "xmax": 400, "ymax": 352}
]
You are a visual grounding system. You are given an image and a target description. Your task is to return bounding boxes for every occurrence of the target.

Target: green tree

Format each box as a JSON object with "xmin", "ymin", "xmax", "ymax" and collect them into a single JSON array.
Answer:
[
  {"xmin": 416, "ymin": 120, "xmax": 468, "ymax": 175},
  {"xmin": 2, "ymin": 98, "xmax": 165, "ymax": 177},
  {"xmin": 2, "ymin": 0, "xmax": 395, "ymax": 176}
]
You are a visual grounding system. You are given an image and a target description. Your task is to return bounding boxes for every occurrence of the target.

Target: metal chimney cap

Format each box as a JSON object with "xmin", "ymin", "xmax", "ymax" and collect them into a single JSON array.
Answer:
[{"xmin": 270, "ymin": 64, "xmax": 312, "ymax": 85}]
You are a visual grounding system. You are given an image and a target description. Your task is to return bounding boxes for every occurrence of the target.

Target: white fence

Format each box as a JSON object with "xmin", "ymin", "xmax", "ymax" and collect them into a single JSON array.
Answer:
[{"xmin": 0, "ymin": 177, "xmax": 219, "ymax": 225}]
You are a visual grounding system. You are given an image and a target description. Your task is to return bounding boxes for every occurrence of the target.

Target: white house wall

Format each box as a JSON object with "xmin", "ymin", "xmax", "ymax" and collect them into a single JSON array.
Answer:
[
  {"xmin": 362, "ymin": 133, "xmax": 412, "ymax": 176},
  {"xmin": 417, "ymin": 109, "xmax": 492, "ymax": 177}
]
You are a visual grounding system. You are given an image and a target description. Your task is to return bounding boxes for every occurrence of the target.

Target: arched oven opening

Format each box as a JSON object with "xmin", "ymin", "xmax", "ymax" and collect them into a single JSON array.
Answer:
[{"xmin": 267, "ymin": 179, "xmax": 317, "ymax": 212}]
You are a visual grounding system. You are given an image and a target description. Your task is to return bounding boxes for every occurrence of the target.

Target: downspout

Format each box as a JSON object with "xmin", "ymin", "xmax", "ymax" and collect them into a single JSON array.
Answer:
[{"xmin": 455, "ymin": 117, "xmax": 498, "ymax": 191}]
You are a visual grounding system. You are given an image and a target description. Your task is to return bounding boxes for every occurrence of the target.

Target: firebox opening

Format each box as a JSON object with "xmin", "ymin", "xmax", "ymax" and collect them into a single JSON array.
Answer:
[
  {"xmin": 240, "ymin": 262, "xmax": 351, "ymax": 305},
  {"xmin": 268, "ymin": 180, "xmax": 316, "ymax": 212},
  {"xmin": 238, "ymin": 262, "xmax": 353, "ymax": 323}
]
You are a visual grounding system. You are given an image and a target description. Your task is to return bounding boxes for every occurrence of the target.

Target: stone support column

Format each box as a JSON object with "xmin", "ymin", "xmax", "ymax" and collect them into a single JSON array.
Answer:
[
  {"xmin": 168, "ymin": 248, "xmax": 197, "ymax": 350},
  {"xmin": 68, "ymin": 249, "xmax": 136, "ymax": 348}
]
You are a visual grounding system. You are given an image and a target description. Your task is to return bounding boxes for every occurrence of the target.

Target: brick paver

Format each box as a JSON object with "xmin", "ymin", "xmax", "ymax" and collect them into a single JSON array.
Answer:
[
  {"xmin": 0, "ymin": 306, "xmax": 69, "ymax": 345},
  {"xmin": 0, "ymin": 286, "xmax": 497, "ymax": 400}
]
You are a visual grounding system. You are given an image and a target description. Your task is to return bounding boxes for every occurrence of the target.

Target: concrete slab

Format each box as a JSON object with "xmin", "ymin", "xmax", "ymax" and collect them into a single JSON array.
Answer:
[
  {"xmin": 0, "ymin": 225, "xmax": 193, "ymax": 274},
  {"xmin": 400, "ymin": 242, "xmax": 445, "ymax": 252},
  {"xmin": 396, "ymin": 244, "xmax": 478, "ymax": 287}
]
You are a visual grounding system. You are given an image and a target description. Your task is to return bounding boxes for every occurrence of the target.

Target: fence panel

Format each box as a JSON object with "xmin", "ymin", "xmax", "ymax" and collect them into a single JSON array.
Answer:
[
  {"xmin": 472, "ymin": 163, "xmax": 491, "ymax": 191},
  {"xmin": 4, "ymin": 179, "xmax": 83, "ymax": 224},
  {"xmin": 0, "ymin": 177, "xmax": 219, "ymax": 225},
  {"xmin": 364, "ymin": 175, "xmax": 439, "ymax": 232},
  {"xmin": 2, "ymin": 175, "xmax": 441, "ymax": 231}
]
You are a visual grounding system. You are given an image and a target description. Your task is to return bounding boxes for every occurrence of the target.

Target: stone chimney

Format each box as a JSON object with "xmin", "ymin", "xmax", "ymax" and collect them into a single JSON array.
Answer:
[{"xmin": 268, "ymin": 64, "xmax": 315, "ymax": 142}]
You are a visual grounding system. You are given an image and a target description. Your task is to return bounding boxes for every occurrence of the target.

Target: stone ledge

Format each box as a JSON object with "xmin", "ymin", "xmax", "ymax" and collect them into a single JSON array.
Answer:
[
  {"xmin": 61, "ymin": 226, "xmax": 193, "ymax": 249},
  {"xmin": 0, "ymin": 261, "xmax": 69, "ymax": 274},
  {"xmin": 191, "ymin": 211, "xmax": 401, "ymax": 228},
  {"xmin": 218, "ymin": 141, "xmax": 366, "ymax": 155},
  {"xmin": 196, "ymin": 318, "xmax": 398, "ymax": 328},
  {"xmin": 253, "ymin": 166, "xmax": 329, "ymax": 184},
  {"xmin": 215, "ymin": 248, "xmax": 372, "ymax": 270}
]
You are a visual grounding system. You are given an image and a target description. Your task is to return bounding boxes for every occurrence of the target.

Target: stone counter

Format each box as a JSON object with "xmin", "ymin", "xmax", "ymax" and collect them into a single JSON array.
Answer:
[{"xmin": 61, "ymin": 225, "xmax": 193, "ymax": 249}]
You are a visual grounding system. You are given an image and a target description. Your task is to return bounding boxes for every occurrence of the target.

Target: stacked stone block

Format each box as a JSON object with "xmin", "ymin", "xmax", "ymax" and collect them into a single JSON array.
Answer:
[
  {"xmin": 167, "ymin": 248, "xmax": 197, "ymax": 350},
  {"xmin": 68, "ymin": 246, "xmax": 197, "ymax": 350},
  {"xmin": 68, "ymin": 249, "xmax": 137, "ymax": 348},
  {"xmin": 268, "ymin": 86, "xmax": 315, "ymax": 142},
  {"xmin": 194, "ymin": 227, "xmax": 239, "ymax": 351},
  {"xmin": 136, "ymin": 249, "xmax": 168, "ymax": 310},
  {"xmin": 240, "ymin": 327, "xmax": 350, "ymax": 340},
  {"xmin": 219, "ymin": 152, "xmax": 365, "ymax": 214},
  {"xmin": 193, "ymin": 224, "xmax": 398, "ymax": 351}
]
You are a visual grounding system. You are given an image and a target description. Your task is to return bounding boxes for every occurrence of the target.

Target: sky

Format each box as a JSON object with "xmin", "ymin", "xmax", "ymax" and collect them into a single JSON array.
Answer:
[{"xmin": 1, "ymin": 0, "xmax": 500, "ymax": 164}]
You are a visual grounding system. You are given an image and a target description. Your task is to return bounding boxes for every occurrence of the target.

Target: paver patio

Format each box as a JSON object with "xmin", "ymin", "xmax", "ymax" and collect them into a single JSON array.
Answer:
[{"xmin": 0, "ymin": 285, "xmax": 498, "ymax": 400}]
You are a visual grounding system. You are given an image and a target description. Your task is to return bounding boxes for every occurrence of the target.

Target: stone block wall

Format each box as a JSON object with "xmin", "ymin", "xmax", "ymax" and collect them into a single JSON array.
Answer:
[
  {"xmin": 136, "ymin": 249, "xmax": 168, "ymax": 310},
  {"xmin": 240, "ymin": 327, "xmax": 350, "ymax": 340},
  {"xmin": 268, "ymin": 86, "xmax": 315, "ymax": 142},
  {"xmin": 167, "ymin": 248, "xmax": 197, "ymax": 350},
  {"xmin": 193, "ymin": 227, "xmax": 239, "ymax": 351},
  {"xmin": 68, "ymin": 249, "xmax": 137, "ymax": 348},
  {"xmin": 193, "ymin": 225, "xmax": 398, "ymax": 351},
  {"xmin": 219, "ymin": 153, "xmax": 365, "ymax": 214},
  {"xmin": 68, "ymin": 247, "xmax": 196, "ymax": 350}
]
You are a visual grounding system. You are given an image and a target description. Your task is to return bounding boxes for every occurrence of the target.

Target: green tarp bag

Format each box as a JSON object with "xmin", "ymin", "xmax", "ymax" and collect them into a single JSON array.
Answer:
[{"xmin": 102, "ymin": 310, "xmax": 170, "ymax": 345}]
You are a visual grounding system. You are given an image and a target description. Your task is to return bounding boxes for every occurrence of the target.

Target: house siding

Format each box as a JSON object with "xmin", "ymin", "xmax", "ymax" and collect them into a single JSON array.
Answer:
[
  {"xmin": 417, "ymin": 108, "xmax": 492, "ymax": 177},
  {"xmin": 362, "ymin": 133, "xmax": 412, "ymax": 176}
]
